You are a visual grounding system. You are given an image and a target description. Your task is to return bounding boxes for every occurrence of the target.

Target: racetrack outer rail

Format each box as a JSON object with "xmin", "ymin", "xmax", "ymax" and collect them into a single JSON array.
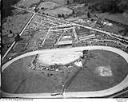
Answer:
[{"xmin": 2, "ymin": 46, "xmax": 128, "ymax": 98}]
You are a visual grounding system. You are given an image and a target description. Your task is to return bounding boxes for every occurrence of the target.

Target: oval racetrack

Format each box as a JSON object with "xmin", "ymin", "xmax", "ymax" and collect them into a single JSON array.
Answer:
[{"xmin": 2, "ymin": 46, "xmax": 128, "ymax": 98}]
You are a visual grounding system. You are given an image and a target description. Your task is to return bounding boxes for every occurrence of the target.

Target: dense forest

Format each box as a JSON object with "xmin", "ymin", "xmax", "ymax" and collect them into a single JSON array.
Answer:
[
  {"xmin": 2, "ymin": 0, "xmax": 128, "ymax": 19},
  {"xmin": 73, "ymin": 0, "xmax": 128, "ymax": 13},
  {"xmin": 2, "ymin": 0, "xmax": 21, "ymax": 19}
]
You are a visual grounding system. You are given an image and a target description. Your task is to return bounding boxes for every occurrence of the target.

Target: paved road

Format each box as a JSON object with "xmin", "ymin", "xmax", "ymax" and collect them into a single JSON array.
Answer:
[
  {"xmin": 14, "ymin": 6, "xmax": 128, "ymax": 42},
  {"xmin": 2, "ymin": 12, "xmax": 36, "ymax": 60}
]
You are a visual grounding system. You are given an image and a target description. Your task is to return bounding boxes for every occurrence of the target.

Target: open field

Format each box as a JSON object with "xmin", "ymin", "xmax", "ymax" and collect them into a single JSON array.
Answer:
[
  {"xmin": 66, "ymin": 50, "xmax": 128, "ymax": 92},
  {"xmin": 2, "ymin": 56, "xmax": 58, "ymax": 93}
]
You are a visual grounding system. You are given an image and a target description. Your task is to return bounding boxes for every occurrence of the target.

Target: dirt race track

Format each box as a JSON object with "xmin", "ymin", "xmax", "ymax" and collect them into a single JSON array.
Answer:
[{"xmin": 1, "ymin": 46, "xmax": 128, "ymax": 98}]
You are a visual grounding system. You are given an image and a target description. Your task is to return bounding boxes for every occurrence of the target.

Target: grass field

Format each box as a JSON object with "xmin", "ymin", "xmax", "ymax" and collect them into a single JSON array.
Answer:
[
  {"xmin": 66, "ymin": 50, "xmax": 128, "ymax": 92},
  {"xmin": 2, "ymin": 56, "xmax": 58, "ymax": 93},
  {"xmin": 2, "ymin": 50, "xmax": 128, "ymax": 94}
]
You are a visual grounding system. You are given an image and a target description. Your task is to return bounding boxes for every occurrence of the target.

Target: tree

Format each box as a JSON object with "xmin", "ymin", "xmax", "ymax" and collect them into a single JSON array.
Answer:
[
  {"xmin": 58, "ymin": 14, "xmax": 61, "ymax": 18},
  {"xmin": 15, "ymin": 34, "xmax": 23, "ymax": 42},
  {"xmin": 87, "ymin": 11, "xmax": 91, "ymax": 18},
  {"xmin": 67, "ymin": 0, "xmax": 70, "ymax": 5},
  {"xmin": 73, "ymin": 0, "xmax": 87, "ymax": 4},
  {"xmin": 72, "ymin": 10, "xmax": 75, "ymax": 14},
  {"xmin": 62, "ymin": 14, "xmax": 65, "ymax": 18}
]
